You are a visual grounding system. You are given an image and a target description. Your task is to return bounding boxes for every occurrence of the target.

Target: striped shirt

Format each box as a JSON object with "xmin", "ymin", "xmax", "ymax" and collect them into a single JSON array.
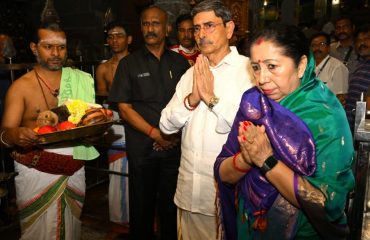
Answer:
[{"xmin": 345, "ymin": 59, "xmax": 370, "ymax": 131}]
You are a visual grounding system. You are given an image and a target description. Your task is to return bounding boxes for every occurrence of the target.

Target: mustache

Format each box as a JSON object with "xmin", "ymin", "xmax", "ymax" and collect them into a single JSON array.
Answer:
[
  {"xmin": 313, "ymin": 50, "xmax": 322, "ymax": 55},
  {"xmin": 48, "ymin": 57, "xmax": 63, "ymax": 62},
  {"xmin": 198, "ymin": 39, "xmax": 213, "ymax": 46},
  {"xmin": 144, "ymin": 32, "xmax": 158, "ymax": 38},
  {"xmin": 337, "ymin": 32, "xmax": 349, "ymax": 37}
]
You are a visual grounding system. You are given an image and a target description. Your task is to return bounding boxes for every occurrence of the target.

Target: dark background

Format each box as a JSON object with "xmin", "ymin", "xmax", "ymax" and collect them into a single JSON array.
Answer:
[{"xmin": 0, "ymin": 0, "xmax": 368, "ymax": 64}]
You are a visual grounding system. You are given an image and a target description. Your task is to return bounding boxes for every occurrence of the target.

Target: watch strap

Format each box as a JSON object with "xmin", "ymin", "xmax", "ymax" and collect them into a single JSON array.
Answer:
[{"xmin": 260, "ymin": 155, "xmax": 278, "ymax": 175}]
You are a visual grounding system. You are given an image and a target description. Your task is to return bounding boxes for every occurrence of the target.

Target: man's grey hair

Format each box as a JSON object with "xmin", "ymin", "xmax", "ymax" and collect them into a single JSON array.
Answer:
[{"xmin": 190, "ymin": 0, "xmax": 232, "ymax": 24}]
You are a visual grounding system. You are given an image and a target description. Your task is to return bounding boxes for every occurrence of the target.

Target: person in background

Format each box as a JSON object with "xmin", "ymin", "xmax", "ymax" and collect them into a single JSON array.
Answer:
[
  {"xmin": 310, "ymin": 32, "xmax": 349, "ymax": 104},
  {"xmin": 108, "ymin": 5, "xmax": 189, "ymax": 240},
  {"xmin": 96, "ymin": 21, "xmax": 132, "ymax": 96},
  {"xmin": 345, "ymin": 24, "xmax": 370, "ymax": 132},
  {"xmin": 330, "ymin": 15, "xmax": 359, "ymax": 75},
  {"xmin": 160, "ymin": 0, "xmax": 253, "ymax": 239},
  {"xmin": 95, "ymin": 21, "xmax": 132, "ymax": 231},
  {"xmin": 1, "ymin": 22, "xmax": 98, "ymax": 240},
  {"xmin": 215, "ymin": 23, "xmax": 354, "ymax": 240},
  {"xmin": 170, "ymin": 13, "xmax": 200, "ymax": 66}
]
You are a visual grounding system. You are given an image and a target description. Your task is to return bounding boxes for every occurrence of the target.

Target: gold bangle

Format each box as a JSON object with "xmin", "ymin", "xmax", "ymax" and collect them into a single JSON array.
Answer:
[{"xmin": 0, "ymin": 130, "xmax": 13, "ymax": 148}]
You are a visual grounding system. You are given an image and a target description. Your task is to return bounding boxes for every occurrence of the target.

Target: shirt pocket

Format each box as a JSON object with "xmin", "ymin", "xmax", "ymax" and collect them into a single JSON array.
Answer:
[{"xmin": 132, "ymin": 73, "xmax": 158, "ymax": 101}]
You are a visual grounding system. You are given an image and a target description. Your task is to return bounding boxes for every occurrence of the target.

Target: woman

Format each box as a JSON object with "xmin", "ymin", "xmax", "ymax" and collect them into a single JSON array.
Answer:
[{"xmin": 214, "ymin": 24, "xmax": 354, "ymax": 239}]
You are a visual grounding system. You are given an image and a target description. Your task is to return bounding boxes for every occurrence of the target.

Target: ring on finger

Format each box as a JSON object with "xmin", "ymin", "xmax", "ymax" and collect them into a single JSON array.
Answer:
[{"xmin": 246, "ymin": 135, "xmax": 254, "ymax": 144}]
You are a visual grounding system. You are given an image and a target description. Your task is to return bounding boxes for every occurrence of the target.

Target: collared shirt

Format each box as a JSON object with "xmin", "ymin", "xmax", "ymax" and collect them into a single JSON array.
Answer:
[
  {"xmin": 160, "ymin": 47, "xmax": 254, "ymax": 216},
  {"xmin": 108, "ymin": 46, "xmax": 189, "ymax": 157},
  {"xmin": 345, "ymin": 59, "xmax": 370, "ymax": 131},
  {"xmin": 330, "ymin": 41, "xmax": 359, "ymax": 75},
  {"xmin": 170, "ymin": 44, "xmax": 200, "ymax": 66},
  {"xmin": 315, "ymin": 55, "xmax": 349, "ymax": 94}
]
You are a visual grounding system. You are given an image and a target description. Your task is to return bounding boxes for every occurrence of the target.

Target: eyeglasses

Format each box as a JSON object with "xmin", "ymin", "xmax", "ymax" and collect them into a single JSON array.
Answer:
[
  {"xmin": 310, "ymin": 42, "xmax": 328, "ymax": 49},
  {"xmin": 193, "ymin": 22, "xmax": 224, "ymax": 35}
]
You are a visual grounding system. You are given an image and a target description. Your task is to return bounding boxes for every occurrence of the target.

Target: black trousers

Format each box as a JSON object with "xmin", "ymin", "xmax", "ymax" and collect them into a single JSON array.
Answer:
[{"xmin": 128, "ymin": 148, "xmax": 180, "ymax": 240}]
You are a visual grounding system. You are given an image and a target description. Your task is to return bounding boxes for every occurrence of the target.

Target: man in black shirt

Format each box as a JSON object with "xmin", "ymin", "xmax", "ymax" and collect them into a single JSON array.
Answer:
[{"xmin": 108, "ymin": 5, "xmax": 190, "ymax": 240}]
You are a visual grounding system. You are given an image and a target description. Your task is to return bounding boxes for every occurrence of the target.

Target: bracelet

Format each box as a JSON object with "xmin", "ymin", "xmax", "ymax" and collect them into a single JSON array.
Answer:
[
  {"xmin": 0, "ymin": 129, "xmax": 13, "ymax": 148},
  {"xmin": 184, "ymin": 94, "xmax": 199, "ymax": 111},
  {"xmin": 232, "ymin": 152, "xmax": 250, "ymax": 173},
  {"xmin": 147, "ymin": 126, "xmax": 155, "ymax": 137}
]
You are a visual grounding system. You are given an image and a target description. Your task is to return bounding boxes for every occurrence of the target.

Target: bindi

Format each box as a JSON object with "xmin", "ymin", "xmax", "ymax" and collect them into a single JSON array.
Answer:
[{"xmin": 256, "ymin": 37, "xmax": 264, "ymax": 45}]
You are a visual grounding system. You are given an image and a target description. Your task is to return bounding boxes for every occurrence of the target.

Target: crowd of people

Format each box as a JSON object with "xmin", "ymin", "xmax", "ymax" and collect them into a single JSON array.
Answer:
[{"xmin": 0, "ymin": 0, "xmax": 370, "ymax": 239}]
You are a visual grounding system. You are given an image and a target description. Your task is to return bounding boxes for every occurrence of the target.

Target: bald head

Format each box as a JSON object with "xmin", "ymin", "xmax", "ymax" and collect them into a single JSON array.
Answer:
[
  {"xmin": 141, "ymin": 5, "xmax": 168, "ymax": 24},
  {"xmin": 140, "ymin": 5, "xmax": 170, "ymax": 48}
]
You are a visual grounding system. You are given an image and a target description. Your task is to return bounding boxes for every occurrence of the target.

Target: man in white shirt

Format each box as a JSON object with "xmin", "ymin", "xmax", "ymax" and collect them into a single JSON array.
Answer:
[
  {"xmin": 310, "ymin": 32, "xmax": 349, "ymax": 104},
  {"xmin": 160, "ymin": 0, "xmax": 253, "ymax": 239}
]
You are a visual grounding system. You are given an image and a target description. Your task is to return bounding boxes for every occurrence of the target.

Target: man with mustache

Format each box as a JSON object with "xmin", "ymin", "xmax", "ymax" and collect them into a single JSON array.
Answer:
[
  {"xmin": 1, "ymin": 22, "xmax": 98, "ymax": 239},
  {"xmin": 345, "ymin": 24, "xmax": 370, "ymax": 131},
  {"xmin": 170, "ymin": 13, "xmax": 200, "ymax": 66},
  {"xmin": 108, "ymin": 5, "xmax": 189, "ymax": 240},
  {"xmin": 310, "ymin": 32, "xmax": 349, "ymax": 104},
  {"xmin": 330, "ymin": 16, "xmax": 359, "ymax": 75},
  {"xmin": 160, "ymin": 0, "xmax": 253, "ymax": 239}
]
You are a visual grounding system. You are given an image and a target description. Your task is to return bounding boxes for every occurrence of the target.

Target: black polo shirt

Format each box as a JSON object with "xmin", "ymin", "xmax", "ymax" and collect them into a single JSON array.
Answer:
[{"xmin": 108, "ymin": 46, "xmax": 189, "ymax": 156}]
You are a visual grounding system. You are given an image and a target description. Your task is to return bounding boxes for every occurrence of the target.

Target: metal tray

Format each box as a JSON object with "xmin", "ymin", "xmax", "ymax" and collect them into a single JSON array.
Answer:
[{"xmin": 37, "ymin": 121, "xmax": 114, "ymax": 144}]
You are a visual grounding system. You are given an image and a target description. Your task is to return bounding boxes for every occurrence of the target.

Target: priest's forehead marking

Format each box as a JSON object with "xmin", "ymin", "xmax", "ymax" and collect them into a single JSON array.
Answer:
[
  {"xmin": 39, "ymin": 36, "xmax": 66, "ymax": 45},
  {"xmin": 108, "ymin": 27, "xmax": 126, "ymax": 35}
]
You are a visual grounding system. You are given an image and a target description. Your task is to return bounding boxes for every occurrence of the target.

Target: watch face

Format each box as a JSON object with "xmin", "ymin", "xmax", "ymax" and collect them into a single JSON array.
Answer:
[
  {"xmin": 260, "ymin": 163, "xmax": 271, "ymax": 174},
  {"xmin": 208, "ymin": 96, "xmax": 219, "ymax": 110},
  {"xmin": 260, "ymin": 156, "xmax": 277, "ymax": 175}
]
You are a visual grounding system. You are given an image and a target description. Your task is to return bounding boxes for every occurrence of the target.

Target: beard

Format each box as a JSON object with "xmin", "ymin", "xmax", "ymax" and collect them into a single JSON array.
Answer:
[{"xmin": 35, "ymin": 53, "xmax": 67, "ymax": 71}]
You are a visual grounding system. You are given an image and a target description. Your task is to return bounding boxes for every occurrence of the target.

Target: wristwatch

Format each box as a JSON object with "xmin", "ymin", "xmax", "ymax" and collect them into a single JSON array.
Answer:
[
  {"xmin": 208, "ymin": 96, "xmax": 219, "ymax": 110},
  {"xmin": 259, "ymin": 156, "xmax": 278, "ymax": 176}
]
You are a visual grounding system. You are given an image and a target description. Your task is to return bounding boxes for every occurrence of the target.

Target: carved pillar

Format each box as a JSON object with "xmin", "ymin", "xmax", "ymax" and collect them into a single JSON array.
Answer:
[{"xmin": 224, "ymin": 0, "xmax": 249, "ymax": 38}]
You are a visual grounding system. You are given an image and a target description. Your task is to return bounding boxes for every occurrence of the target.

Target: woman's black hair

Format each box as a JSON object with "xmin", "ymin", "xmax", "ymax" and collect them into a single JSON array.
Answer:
[{"xmin": 250, "ymin": 23, "xmax": 309, "ymax": 67}]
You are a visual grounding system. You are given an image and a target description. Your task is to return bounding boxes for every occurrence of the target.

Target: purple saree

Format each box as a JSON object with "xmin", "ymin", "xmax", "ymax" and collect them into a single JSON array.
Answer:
[{"xmin": 214, "ymin": 87, "xmax": 316, "ymax": 240}]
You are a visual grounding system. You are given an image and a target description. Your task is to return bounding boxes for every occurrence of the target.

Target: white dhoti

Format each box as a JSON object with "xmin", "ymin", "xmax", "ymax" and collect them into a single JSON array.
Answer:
[
  {"xmin": 14, "ymin": 147, "xmax": 85, "ymax": 240},
  {"xmin": 106, "ymin": 116, "xmax": 129, "ymax": 224}
]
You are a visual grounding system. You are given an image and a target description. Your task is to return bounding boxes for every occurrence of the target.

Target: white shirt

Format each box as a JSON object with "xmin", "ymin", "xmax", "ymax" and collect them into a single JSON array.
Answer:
[
  {"xmin": 160, "ymin": 47, "xmax": 254, "ymax": 216},
  {"xmin": 315, "ymin": 55, "xmax": 349, "ymax": 94}
]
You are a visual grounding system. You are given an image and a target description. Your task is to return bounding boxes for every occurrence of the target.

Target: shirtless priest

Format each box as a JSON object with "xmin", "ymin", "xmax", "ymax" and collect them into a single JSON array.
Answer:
[{"xmin": 1, "ymin": 22, "xmax": 98, "ymax": 240}]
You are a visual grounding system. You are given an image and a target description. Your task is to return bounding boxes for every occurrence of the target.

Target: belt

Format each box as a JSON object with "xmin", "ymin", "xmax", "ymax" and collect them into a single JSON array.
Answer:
[{"xmin": 11, "ymin": 149, "xmax": 84, "ymax": 176}]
